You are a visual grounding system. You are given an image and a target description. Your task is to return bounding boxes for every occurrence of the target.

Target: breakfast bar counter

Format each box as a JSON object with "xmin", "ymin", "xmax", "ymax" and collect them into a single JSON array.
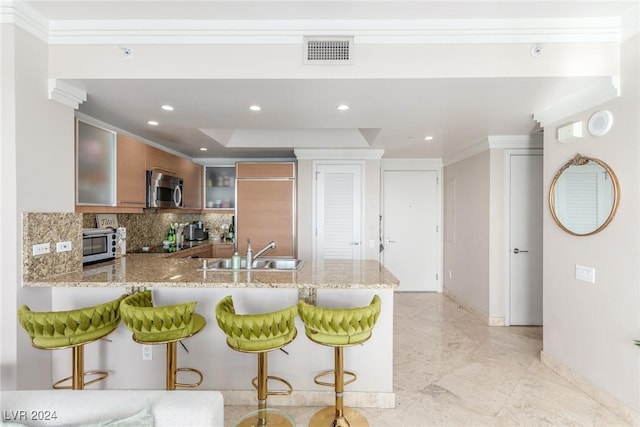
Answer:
[
  {"xmin": 23, "ymin": 255, "xmax": 398, "ymax": 410},
  {"xmin": 23, "ymin": 254, "xmax": 399, "ymax": 290}
]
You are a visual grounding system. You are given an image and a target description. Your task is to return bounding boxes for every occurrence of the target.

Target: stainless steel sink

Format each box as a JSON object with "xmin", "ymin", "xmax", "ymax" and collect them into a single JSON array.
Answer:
[{"xmin": 200, "ymin": 258, "xmax": 304, "ymax": 271}]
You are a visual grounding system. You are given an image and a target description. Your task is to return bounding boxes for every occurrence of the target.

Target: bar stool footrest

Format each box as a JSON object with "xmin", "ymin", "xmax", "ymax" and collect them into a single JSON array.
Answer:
[
  {"xmin": 175, "ymin": 367, "xmax": 204, "ymax": 389},
  {"xmin": 313, "ymin": 369, "xmax": 357, "ymax": 388},
  {"xmin": 251, "ymin": 375, "xmax": 293, "ymax": 396},
  {"xmin": 52, "ymin": 370, "xmax": 109, "ymax": 390}
]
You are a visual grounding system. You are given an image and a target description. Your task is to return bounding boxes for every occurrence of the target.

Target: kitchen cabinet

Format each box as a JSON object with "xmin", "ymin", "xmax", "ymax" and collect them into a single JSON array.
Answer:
[
  {"xmin": 204, "ymin": 166, "xmax": 235, "ymax": 210},
  {"xmin": 76, "ymin": 120, "xmax": 116, "ymax": 206},
  {"xmin": 179, "ymin": 159, "xmax": 203, "ymax": 210},
  {"xmin": 170, "ymin": 244, "xmax": 212, "ymax": 259},
  {"xmin": 236, "ymin": 162, "xmax": 296, "ymax": 257},
  {"xmin": 145, "ymin": 145, "xmax": 179, "ymax": 176},
  {"xmin": 116, "ymin": 134, "xmax": 147, "ymax": 208},
  {"xmin": 212, "ymin": 243, "xmax": 234, "ymax": 258}
]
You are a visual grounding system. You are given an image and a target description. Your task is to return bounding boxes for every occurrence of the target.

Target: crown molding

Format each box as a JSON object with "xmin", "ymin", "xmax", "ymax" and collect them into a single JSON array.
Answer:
[
  {"xmin": 48, "ymin": 79, "xmax": 87, "ymax": 109},
  {"xmin": 0, "ymin": 1, "xmax": 48, "ymax": 42},
  {"xmin": 0, "ymin": 3, "xmax": 623, "ymax": 46},
  {"xmin": 533, "ymin": 76, "xmax": 620, "ymax": 127},
  {"xmin": 443, "ymin": 134, "xmax": 541, "ymax": 166}
]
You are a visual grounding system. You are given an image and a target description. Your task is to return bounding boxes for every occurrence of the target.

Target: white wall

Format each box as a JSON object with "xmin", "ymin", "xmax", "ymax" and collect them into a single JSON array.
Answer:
[
  {"xmin": 542, "ymin": 28, "xmax": 640, "ymax": 415},
  {"xmin": 1, "ymin": 25, "xmax": 76, "ymax": 390},
  {"xmin": 443, "ymin": 150, "xmax": 491, "ymax": 317}
]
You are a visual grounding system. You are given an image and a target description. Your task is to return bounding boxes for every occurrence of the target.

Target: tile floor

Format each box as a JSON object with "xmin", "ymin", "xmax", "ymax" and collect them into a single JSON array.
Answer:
[{"xmin": 224, "ymin": 292, "xmax": 629, "ymax": 426}]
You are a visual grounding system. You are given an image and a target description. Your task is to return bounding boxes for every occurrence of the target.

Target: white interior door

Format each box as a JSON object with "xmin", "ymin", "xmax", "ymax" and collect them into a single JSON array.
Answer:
[
  {"xmin": 383, "ymin": 170, "xmax": 439, "ymax": 292},
  {"xmin": 315, "ymin": 164, "xmax": 363, "ymax": 261},
  {"xmin": 509, "ymin": 154, "xmax": 543, "ymax": 325}
]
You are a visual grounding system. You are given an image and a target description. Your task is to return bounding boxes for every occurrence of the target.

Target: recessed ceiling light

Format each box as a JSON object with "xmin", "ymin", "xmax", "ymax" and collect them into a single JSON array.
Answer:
[
  {"xmin": 337, "ymin": 104, "xmax": 350, "ymax": 111},
  {"xmin": 424, "ymin": 136, "xmax": 434, "ymax": 141},
  {"xmin": 161, "ymin": 105, "xmax": 174, "ymax": 111},
  {"xmin": 249, "ymin": 105, "xmax": 261, "ymax": 111},
  {"xmin": 147, "ymin": 120, "xmax": 159, "ymax": 126},
  {"xmin": 199, "ymin": 147, "xmax": 208, "ymax": 151}
]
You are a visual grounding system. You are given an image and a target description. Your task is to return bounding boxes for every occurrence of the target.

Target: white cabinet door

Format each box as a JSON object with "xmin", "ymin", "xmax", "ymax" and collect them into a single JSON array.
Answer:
[
  {"xmin": 509, "ymin": 154, "xmax": 543, "ymax": 325},
  {"xmin": 383, "ymin": 170, "xmax": 440, "ymax": 292},
  {"xmin": 315, "ymin": 164, "xmax": 363, "ymax": 261}
]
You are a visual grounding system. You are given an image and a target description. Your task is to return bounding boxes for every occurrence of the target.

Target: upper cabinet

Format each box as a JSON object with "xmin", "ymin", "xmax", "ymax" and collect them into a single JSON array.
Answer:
[
  {"xmin": 204, "ymin": 166, "xmax": 235, "ymax": 210},
  {"xmin": 76, "ymin": 121, "xmax": 204, "ymax": 213},
  {"xmin": 116, "ymin": 134, "xmax": 147, "ymax": 208},
  {"xmin": 146, "ymin": 145, "xmax": 180, "ymax": 176},
  {"xmin": 76, "ymin": 120, "xmax": 116, "ymax": 206},
  {"xmin": 180, "ymin": 159, "xmax": 203, "ymax": 210}
]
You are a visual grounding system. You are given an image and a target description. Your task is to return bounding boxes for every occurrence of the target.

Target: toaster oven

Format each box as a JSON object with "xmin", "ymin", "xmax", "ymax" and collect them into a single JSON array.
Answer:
[{"xmin": 82, "ymin": 228, "xmax": 116, "ymax": 265}]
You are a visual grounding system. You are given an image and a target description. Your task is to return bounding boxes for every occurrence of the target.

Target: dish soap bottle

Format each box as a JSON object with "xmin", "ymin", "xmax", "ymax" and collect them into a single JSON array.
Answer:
[{"xmin": 231, "ymin": 252, "xmax": 241, "ymax": 269}]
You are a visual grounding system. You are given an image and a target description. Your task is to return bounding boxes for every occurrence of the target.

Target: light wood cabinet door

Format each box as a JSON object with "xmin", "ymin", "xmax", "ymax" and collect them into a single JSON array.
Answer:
[
  {"xmin": 116, "ymin": 134, "xmax": 147, "ymax": 207},
  {"xmin": 182, "ymin": 161, "xmax": 203, "ymax": 209},
  {"xmin": 146, "ymin": 145, "xmax": 180, "ymax": 176},
  {"xmin": 236, "ymin": 162, "xmax": 295, "ymax": 179},
  {"xmin": 213, "ymin": 243, "xmax": 234, "ymax": 258},
  {"xmin": 236, "ymin": 179, "xmax": 295, "ymax": 257}
]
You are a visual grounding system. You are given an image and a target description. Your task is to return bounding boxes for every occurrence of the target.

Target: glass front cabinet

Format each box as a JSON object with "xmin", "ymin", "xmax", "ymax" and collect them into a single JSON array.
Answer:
[{"xmin": 204, "ymin": 166, "xmax": 235, "ymax": 210}]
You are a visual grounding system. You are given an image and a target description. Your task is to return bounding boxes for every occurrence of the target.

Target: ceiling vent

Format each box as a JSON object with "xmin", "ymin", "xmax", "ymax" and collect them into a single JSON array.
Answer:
[{"xmin": 304, "ymin": 37, "xmax": 353, "ymax": 64}]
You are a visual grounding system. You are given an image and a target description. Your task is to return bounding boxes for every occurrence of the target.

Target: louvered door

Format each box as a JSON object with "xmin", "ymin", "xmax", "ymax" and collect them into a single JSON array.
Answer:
[{"xmin": 314, "ymin": 164, "xmax": 363, "ymax": 261}]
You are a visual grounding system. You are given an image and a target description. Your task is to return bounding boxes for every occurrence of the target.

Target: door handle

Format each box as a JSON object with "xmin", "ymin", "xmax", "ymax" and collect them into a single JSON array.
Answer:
[
  {"xmin": 513, "ymin": 248, "xmax": 529, "ymax": 254},
  {"xmin": 386, "ymin": 239, "xmax": 397, "ymax": 243},
  {"xmin": 348, "ymin": 241, "xmax": 360, "ymax": 246}
]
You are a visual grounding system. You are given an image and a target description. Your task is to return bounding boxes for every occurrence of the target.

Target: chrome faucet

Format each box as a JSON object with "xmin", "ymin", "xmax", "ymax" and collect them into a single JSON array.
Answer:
[{"xmin": 246, "ymin": 239, "xmax": 276, "ymax": 269}]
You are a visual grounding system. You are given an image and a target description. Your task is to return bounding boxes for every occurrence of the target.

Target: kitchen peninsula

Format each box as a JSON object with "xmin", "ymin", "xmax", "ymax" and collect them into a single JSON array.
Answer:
[{"xmin": 23, "ymin": 255, "xmax": 399, "ymax": 409}]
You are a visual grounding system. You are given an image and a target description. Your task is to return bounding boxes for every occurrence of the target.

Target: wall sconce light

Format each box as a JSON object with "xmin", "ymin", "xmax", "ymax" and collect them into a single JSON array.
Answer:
[{"xmin": 557, "ymin": 121, "xmax": 583, "ymax": 143}]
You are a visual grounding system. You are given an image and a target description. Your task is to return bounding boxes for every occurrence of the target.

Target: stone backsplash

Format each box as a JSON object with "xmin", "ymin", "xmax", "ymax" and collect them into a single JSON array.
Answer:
[
  {"xmin": 82, "ymin": 212, "xmax": 233, "ymax": 250},
  {"xmin": 22, "ymin": 212, "xmax": 83, "ymax": 281},
  {"xmin": 21, "ymin": 211, "xmax": 232, "ymax": 281}
]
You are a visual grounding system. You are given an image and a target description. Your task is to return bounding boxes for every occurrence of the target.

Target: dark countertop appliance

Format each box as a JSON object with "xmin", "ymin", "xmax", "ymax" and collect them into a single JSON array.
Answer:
[{"xmin": 185, "ymin": 221, "xmax": 208, "ymax": 241}]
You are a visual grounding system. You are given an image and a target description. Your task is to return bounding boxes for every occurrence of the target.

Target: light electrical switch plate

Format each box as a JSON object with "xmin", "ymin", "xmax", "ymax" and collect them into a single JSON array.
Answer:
[
  {"xmin": 557, "ymin": 121, "xmax": 583, "ymax": 143},
  {"xmin": 575, "ymin": 265, "xmax": 595, "ymax": 283},
  {"xmin": 32, "ymin": 243, "xmax": 50, "ymax": 256},
  {"xmin": 142, "ymin": 345, "xmax": 152, "ymax": 361},
  {"xmin": 56, "ymin": 241, "xmax": 72, "ymax": 252}
]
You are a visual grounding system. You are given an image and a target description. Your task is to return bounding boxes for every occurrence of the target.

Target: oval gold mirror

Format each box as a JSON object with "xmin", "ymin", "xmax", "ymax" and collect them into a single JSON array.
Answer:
[{"xmin": 549, "ymin": 154, "xmax": 620, "ymax": 236}]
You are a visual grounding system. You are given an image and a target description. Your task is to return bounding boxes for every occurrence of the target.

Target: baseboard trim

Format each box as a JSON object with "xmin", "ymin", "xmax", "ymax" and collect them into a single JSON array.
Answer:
[
  {"xmin": 540, "ymin": 351, "xmax": 640, "ymax": 425},
  {"xmin": 220, "ymin": 390, "xmax": 396, "ymax": 409},
  {"xmin": 442, "ymin": 288, "xmax": 505, "ymax": 326}
]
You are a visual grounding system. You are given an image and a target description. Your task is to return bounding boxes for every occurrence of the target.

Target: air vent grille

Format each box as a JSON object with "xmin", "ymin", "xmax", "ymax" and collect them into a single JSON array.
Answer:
[{"xmin": 304, "ymin": 37, "xmax": 353, "ymax": 64}]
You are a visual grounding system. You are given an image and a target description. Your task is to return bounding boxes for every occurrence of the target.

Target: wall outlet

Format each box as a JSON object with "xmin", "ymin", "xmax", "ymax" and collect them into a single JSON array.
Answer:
[
  {"xmin": 576, "ymin": 265, "xmax": 595, "ymax": 283},
  {"xmin": 32, "ymin": 243, "xmax": 50, "ymax": 256},
  {"xmin": 56, "ymin": 241, "xmax": 72, "ymax": 252},
  {"xmin": 142, "ymin": 345, "xmax": 153, "ymax": 361}
]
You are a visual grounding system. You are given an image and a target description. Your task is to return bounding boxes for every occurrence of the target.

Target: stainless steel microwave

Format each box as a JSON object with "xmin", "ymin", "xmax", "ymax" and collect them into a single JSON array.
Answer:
[
  {"xmin": 82, "ymin": 228, "xmax": 116, "ymax": 264},
  {"xmin": 146, "ymin": 170, "xmax": 183, "ymax": 209}
]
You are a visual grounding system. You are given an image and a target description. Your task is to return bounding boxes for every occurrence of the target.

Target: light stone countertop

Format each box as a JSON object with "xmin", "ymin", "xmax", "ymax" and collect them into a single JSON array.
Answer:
[{"xmin": 23, "ymin": 254, "xmax": 400, "ymax": 289}]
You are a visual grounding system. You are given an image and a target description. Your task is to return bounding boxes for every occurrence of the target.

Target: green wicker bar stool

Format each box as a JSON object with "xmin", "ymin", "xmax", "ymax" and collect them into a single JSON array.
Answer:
[
  {"xmin": 120, "ymin": 290, "xmax": 206, "ymax": 390},
  {"xmin": 18, "ymin": 294, "xmax": 127, "ymax": 390},
  {"xmin": 215, "ymin": 295, "xmax": 298, "ymax": 427},
  {"xmin": 297, "ymin": 295, "xmax": 382, "ymax": 427}
]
